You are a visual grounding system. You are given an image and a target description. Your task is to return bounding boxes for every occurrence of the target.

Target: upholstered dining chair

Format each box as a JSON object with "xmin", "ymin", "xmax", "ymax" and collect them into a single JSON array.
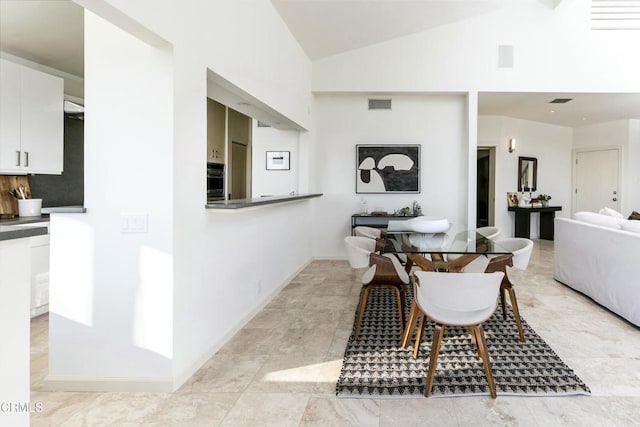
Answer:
[
  {"xmin": 354, "ymin": 225, "xmax": 385, "ymax": 240},
  {"xmin": 413, "ymin": 270, "xmax": 505, "ymax": 398},
  {"xmin": 355, "ymin": 225, "xmax": 407, "ymax": 265},
  {"xmin": 476, "ymin": 226, "xmax": 501, "ymax": 240},
  {"xmin": 463, "ymin": 238, "xmax": 533, "ymax": 342},
  {"xmin": 344, "ymin": 236, "xmax": 410, "ymax": 340}
]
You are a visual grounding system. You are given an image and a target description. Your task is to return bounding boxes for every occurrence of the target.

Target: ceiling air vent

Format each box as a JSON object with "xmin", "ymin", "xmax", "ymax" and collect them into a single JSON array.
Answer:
[
  {"xmin": 592, "ymin": 0, "xmax": 640, "ymax": 30},
  {"xmin": 549, "ymin": 98, "xmax": 573, "ymax": 104},
  {"xmin": 368, "ymin": 99, "xmax": 392, "ymax": 110},
  {"xmin": 257, "ymin": 121, "xmax": 271, "ymax": 127}
]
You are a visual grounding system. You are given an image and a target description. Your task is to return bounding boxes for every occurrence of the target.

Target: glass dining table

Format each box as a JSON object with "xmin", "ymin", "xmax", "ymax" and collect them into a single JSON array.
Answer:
[
  {"xmin": 383, "ymin": 223, "xmax": 512, "ymax": 272},
  {"xmin": 381, "ymin": 222, "xmax": 525, "ymax": 344}
]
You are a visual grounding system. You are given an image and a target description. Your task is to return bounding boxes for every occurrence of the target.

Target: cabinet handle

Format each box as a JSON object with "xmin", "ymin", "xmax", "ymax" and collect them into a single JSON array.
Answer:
[
  {"xmin": 16, "ymin": 150, "xmax": 21, "ymax": 166},
  {"xmin": 24, "ymin": 151, "xmax": 29, "ymax": 167}
]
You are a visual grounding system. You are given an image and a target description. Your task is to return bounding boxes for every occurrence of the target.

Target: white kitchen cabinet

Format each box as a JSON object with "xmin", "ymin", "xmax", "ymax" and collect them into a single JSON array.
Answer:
[
  {"xmin": 0, "ymin": 59, "xmax": 64, "ymax": 174},
  {"xmin": 0, "ymin": 59, "xmax": 22, "ymax": 171},
  {"xmin": 29, "ymin": 230, "xmax": 50, "ymax": 317}
]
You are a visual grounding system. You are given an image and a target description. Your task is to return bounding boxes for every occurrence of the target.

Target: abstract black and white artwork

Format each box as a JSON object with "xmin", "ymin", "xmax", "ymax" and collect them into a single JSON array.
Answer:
[{"xmin": 356, "ymin": 144, "xmax": 420, "ymax": 194}]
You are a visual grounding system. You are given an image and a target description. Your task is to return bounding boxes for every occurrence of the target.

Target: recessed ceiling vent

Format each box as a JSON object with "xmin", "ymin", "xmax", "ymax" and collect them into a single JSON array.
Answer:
[
  {"xmin": 257, "ymin": 121, "xmax": 271, "ymax": 127},
  {"xmin": 549, "ymin": 98, "xmax": 573, "ymax": 104},
  {"xmin": 592, "ymin": 0, "xmax": 640, "ymax": 30},
  {"xmin": 368, "ymin": 99, "xmax": 392, "ymax": 110}
]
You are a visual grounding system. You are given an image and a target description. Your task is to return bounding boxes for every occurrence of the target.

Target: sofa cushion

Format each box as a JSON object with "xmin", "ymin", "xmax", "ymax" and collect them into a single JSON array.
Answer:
[
  {"xmin": 598, "ymin": 207, "xmax": 625, "ymax": 218},
  {"xmin": 628, "ymin": 211, "xmax": 640, "ymax": 221},
  {"xmin": 573, "ymin": 211, "xmax": 626, "ymax": 229},
  {"xmin": 620, "ymin": 220, "xmax": 640, "ymax": 234}
]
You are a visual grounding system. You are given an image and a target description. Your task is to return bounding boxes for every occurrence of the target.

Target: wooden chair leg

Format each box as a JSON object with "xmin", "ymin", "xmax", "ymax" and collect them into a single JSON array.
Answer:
[
  {"xmin": 395, "ymin": 286, "xmax": 405, "ymax": 334},
  {"xmin": 402, "ymin": 301, "xmax": 418, "ymax": 347},
  {"xmin": 470, "ymin": 327, "xmax": 480, "ymax": 357},
  {"xmin": 354, "ymin": 285, "xmax": 371, "ymax": 340},
  {"xmin": 424, "ymin": 324, "xmax": 444, "ymax": 397},
  {"xmin": 507, "ymin": 286, "xmax": 525, "ymax": 342},
  {"xmin": 472, "ymin": 325, "xmax": 496, "ymax": 399},
  {"xmin": 413, "ymin": 313, "xmax": 425, "ymax": 359},
  {"xmin": 500, "ymin": 286, "xmax": 508, "ymax": 320}
]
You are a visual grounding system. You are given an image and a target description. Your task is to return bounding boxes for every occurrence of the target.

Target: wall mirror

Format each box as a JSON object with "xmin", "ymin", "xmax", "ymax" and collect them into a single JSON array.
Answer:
[{"xmin": 518, "ymin": 156, "xmax": 537, "ymax": 192}]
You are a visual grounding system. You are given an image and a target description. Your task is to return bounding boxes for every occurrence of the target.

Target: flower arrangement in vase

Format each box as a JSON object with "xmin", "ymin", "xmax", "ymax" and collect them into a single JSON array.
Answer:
[{"xmin": 537, "ymin": 194, "xmax": 552, "ymax": 207}]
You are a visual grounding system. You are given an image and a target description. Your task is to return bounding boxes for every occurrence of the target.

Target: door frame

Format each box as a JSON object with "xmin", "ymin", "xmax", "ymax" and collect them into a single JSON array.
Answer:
[
  {"xmin": 572, "ymin": 145, "xmax": 622, "ymax": 216},
  {"xmin": 477, "ymin": 146, "xmax": 496, "ymax": 227}
]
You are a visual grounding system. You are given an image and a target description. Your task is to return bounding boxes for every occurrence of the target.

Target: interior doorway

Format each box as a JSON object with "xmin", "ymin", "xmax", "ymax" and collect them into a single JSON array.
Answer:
[
  {"xmin": 477, "ymin": 147, "xmax": 496, "ymax": 227},
  {"xmin": 574, "ymin": 148, "xmax": 620, "ymax": 214},
  {"xmin": 231, "ymin": 141, "xmax": 247, "ymax": 199}
]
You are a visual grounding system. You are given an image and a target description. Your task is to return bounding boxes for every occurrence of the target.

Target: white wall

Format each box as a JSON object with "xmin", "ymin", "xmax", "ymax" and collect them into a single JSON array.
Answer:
[
  {"xmin": 573, "ymin": 119, "xmax": 640, "ymax": 216},
  {"xmin": 48, "ymin": 10, "xmax": 175, "ymax": 387},
  {"xmin": 478, "ymin": 116, "xmax": 573, "ymax": 238},
  {"xmin": 313, "ymin": 1, "xmax": 640, "ymax": 93},
  {"xmin": 251, "ymin": 122, "xmax": 300, "ymax": 197},
  {"xmin": 313, "ymin": 94, "xmax": 467, "ymax": 257},
  {"xmin": 49, "ymin": 0, "xmax": 315, "ymax": 391}
]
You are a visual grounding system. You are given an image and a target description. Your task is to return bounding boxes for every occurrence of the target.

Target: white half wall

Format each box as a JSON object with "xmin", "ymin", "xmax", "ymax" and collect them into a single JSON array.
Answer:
[
  {"xmin": 47, "ymin": 10, "xmax": 175, "ymax": 388},
  {"xmin": 478, "ymin": 115, "xmax": 573, "ymax": 238},
  {"xmin": 313, "ymin": 94, "xmax": 467, "ymax": 257},
  {"xmin": 51, "ymin": 0, "xmax": 315, "ymax": 392}
]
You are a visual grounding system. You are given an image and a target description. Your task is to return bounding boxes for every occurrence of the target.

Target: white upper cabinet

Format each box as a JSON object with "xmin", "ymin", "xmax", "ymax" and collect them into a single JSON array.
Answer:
[
  {"xmin": 0, "ymin": 59, "xmax": 64, "ymax": 174},
  {"xmin": 0, "ymin": 60, "xmax": 22, "ymax": 171}
]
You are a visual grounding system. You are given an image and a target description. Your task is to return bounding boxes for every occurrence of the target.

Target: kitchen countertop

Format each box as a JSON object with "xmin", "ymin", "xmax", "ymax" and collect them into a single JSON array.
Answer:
[
  {"xmin": 206, "ymin": 193, "xmax": 323, "ymax": 210},
  {"xmin": 0, "ymin": 214, "xmax": 50, "ymax": 226},
  {"xmin": 0, "ymin": 224, "xmax": 48, "ymax": 242},
  {"xmin": 0, "ymin": 206, "xmax": 86, "ymax": 227}
]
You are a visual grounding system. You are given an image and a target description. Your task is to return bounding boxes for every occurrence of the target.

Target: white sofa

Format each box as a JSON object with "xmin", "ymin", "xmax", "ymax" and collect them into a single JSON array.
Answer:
[{"xmin": 554, "ymin": 212, "xmax": 640, "ymax": 327}]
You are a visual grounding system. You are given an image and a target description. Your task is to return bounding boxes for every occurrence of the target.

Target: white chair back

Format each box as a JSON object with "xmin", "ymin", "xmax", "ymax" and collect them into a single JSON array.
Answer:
[
  {"xmin": 413, "ymin": 271, "xmax": 504, "ymax": 325},
  {"xmin": 344, "ymin": 236, "xmax": 375, "ymax": 269},
  {"xmin": 387, "ymin": 219, "xmax": 412, "ymax": 231},
  {"xmin": 477, "ymin": 226, "xmax": 501, "ymax": 240},
  {"xmin": 354, "ymin": 226, "xmax": 382, "ymax": 239},
  {"xmin": 461, "ymin": 255, "xmax": 490, "ymax": 273},
  {"xmin": 495, "ymin": 238, "xmax": 533, "ymax": 270}
]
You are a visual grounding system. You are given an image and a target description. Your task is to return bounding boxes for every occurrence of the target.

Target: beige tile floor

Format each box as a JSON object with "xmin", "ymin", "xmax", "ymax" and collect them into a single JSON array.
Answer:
[{"xmin": 30, "ymin": 240, "xmax": 640, "ymax": 426}]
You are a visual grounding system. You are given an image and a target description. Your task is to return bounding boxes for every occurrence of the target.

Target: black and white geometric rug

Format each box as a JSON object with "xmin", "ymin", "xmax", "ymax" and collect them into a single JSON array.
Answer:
[{"xmin": 336, "ymin": 287, "xmax": 591, "ymax": 398}]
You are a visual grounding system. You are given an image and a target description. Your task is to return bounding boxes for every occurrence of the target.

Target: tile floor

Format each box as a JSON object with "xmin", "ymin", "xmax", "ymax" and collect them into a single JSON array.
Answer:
[{"xmin": 30, "ymin": 240, "xmax": 640, "ymax": 426}]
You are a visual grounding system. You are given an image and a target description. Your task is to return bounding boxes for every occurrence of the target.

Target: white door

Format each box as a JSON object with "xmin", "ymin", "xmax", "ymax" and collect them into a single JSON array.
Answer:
[{"xmin": 575, "ymin": 148, "xmax": 620, "ymax": 213}]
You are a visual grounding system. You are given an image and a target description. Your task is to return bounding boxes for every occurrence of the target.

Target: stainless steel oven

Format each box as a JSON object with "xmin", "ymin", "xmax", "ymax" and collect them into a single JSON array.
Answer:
[{"xmin": 207, "ymin": 162, "xmax": 224, "ymax": 200}]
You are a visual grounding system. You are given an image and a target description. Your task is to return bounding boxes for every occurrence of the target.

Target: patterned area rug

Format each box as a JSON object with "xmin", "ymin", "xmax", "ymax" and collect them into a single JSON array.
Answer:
[{"xmin": 336, "ymin": 287, "xmax": 591, "ymax": 398}]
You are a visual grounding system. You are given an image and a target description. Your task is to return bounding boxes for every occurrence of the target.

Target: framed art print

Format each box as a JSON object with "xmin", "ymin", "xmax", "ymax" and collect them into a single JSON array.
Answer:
[
  {"xmin": 266, "ymin": 151, "xmax": 290, "ymax": 170},
  {"xmin": 356, "ymin": 144, "xmax": 420, "ymax": 193}
]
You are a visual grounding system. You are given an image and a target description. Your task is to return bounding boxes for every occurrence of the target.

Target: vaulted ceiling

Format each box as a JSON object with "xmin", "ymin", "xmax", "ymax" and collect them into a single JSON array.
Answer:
[{"xmin": 1, "ymin": 0, "xmax": 637, "ymax": 127}]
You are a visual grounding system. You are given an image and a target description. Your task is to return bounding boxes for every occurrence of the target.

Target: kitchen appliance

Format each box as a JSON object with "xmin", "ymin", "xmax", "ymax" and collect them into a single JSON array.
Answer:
[{"xmin": 207, "ymin": 162, "xmax": 224, "ymax": 201}]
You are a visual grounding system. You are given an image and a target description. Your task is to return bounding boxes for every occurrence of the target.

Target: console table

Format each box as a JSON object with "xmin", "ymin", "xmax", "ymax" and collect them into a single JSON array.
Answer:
[
  {"xmin": 351, "ymin": 213, "xmax": 419, "ymax": 235},
  {"xmin": 508, "ymin": 206, "xmax": 562, "ymax": 240}
]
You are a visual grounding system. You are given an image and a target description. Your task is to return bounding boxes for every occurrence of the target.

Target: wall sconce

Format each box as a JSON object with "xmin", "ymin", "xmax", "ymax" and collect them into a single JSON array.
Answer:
[{"xmin": 508, "ymin": 138, "xmax": 516, "ymax": 153}]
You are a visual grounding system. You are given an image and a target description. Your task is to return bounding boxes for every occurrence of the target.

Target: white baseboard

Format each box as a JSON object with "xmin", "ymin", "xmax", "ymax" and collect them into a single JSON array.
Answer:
[
  {"xmin": 171, "ymin": 259, "xmax": 313, "ymax": 391},
  {"xmin": 42, "ymin": 375, "xmax": 173, "ymax": 393}
]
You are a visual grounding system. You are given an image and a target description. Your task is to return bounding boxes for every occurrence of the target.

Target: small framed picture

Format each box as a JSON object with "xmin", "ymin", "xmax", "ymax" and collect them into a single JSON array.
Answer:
[
  {"xmin": 507, "ymin": 192, "xmax": 519, "ymax": 207},
  {"xmin": 266, "ymin": 151, "xmax": 290, "ymax": 170}
]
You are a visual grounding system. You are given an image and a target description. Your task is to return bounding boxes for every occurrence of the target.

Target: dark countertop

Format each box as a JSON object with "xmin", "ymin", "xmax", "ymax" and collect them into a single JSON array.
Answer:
[
  {"xmin": 206, "ymin": 193, "xmax": 323, "ymax": 210},
  {"xmin": 0, "ymin": 206, "xmax": 86, "ymax": 226},
  {"xmin": 0, "ymin": 224, "xmax": 48, "ymax": 242},
  {"xmin": 0, "ymin": 214, "xmax": 50, "ymax": 226}
]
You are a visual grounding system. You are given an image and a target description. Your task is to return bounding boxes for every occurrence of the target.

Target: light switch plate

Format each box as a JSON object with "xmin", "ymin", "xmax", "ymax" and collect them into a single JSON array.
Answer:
[{"xmin": 120, "ymin": 213, "xmax": 148, "ymax": 233}]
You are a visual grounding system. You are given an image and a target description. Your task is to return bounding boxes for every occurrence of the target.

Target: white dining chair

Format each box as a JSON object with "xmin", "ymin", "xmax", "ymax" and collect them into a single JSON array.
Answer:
[
  {"xmin": 495, "ymin": 238, "xmax": 534, "ymax": 271},
  {"xmin": 354, "ymin": 226, "xmax": 384, "ymax": 239},
  {"xmin": 484, "ymin": 238, "xmax": 534, "ymax": 342},
  {"xmin": 344, "ymin": 236, "xmax": 410, "ymax": 340},
  {"xmin": 413, "ymin": 270, "xmax": 504, "ymax": 398},
  {"xmin": 477, "ymin": 226, "xmax": 501, "ymax": 240}
]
